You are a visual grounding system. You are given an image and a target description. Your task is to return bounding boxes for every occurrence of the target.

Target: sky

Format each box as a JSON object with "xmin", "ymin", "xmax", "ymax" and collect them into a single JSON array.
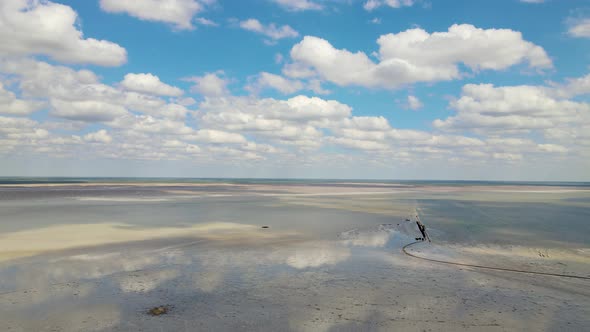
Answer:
[{"xmin": 0, "ymin": 0, "xmax": 589, "ymax": 180}]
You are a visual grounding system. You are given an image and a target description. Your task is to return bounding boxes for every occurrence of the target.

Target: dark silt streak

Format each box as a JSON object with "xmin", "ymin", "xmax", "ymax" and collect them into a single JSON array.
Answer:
[{"xmin": 403, "ymin": 241, "xmax": 590, "ymax": 280}]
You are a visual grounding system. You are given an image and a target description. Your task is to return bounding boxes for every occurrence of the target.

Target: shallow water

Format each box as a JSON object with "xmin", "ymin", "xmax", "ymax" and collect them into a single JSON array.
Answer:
[{"xmin": 0, "ymin": 182, "xmax": 589, "ymax": 331}]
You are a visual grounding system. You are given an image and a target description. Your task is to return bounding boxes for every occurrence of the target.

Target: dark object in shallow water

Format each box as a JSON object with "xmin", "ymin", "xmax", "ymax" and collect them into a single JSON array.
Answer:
[
  {"xmin": 261, "ymin": 225, "xmax": 269, "ymax": 229},
  {"xmin": 405, "ymin": 219, "xmax": 410, "ymax": 221},
  {"xmin": 416, "ymin": 219, "xmax": 431, "ymax": 242},
  {"xmin": 148, "ymin": 306, "xmax": 169, "ymax": 316}
]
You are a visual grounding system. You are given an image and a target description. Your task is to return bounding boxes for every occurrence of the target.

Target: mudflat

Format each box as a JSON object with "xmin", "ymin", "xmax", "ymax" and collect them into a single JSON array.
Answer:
[{"xmin": 0, "ymin": 181, "xmax": 588, "ymax": 331}]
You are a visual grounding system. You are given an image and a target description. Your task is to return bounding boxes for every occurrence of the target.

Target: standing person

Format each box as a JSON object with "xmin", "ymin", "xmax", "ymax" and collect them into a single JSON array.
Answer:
[
  {"xmin": 416, "ymin": 220, "xmax": 426, "ymax": 241},
  {"xmin": 416, "ymin": 218, "xmax": 430, "ymax": 242}
]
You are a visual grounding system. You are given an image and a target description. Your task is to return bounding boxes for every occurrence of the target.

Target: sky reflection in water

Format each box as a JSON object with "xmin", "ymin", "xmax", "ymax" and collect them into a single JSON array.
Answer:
[{"xmin": 0, "ymin": 183, "xmax": 589, "ymax": 331}]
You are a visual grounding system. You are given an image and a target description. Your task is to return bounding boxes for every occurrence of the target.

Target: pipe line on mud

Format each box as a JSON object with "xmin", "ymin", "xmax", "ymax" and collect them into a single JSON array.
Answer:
[{"xmin": 402, "ymin": 241, "xmax": 590, "ymax": 281}]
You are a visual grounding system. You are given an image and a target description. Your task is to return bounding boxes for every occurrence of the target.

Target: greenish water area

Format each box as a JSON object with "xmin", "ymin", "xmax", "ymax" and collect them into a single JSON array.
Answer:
[
  {"xmin": 418, "ymin": 197, "xmax": 590, "ymax": 248},
  {"xmin": 269, "ymin": 189, "xmax": 590, "ymax": 249}
]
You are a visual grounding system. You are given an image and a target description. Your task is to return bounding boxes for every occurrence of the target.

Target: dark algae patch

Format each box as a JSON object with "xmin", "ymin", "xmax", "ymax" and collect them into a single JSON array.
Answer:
[{"xmin": 148, "ymin": 306, "xmax": 170, "ymax": 316}]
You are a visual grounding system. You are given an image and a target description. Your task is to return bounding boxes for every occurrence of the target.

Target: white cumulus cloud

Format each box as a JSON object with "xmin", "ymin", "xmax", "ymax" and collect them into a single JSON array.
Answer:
[
  {"xmin": 434, "ymin": 83, "xmax": 590, "ymax": 132},
  {"xmin": 99, "ymin": 0, "xmax": 212, "ymax": 30},
  {"xmin": 185, "ymin": 71, "xmax": 230, "ymax": 97},
  {"xmin": 84, "ymin": 129, "xmax": 113, "ymax": 143},
  {"xmin": 405, "ymin": 95, "xmax": 423, "ymax": 110},
  {"xmin": 0, "ymin": 0, "xmax": 126, "ymax": 66},
  {"xmin": 120, "ymin": 73, "xmax": 183, "ymax": 97},
  {"xmin": 239, "ymin": 19, "xmax": 299, "ymax": 42},
  {"xmin": 568, "ymin": 19, "xmax": 590, "ymax": 38},
  {"xmin": 364, "ymin": 0, "xmax": 415, "ymax": 12},
  {"xmin": 50, "ymin": 99, "xmax": 128, "ymax": 122},
  {"xmin": 195, "ymin": 17, "xmax": 218, "ymax": 27},
  {"xmin": 246, "ymin": 72, "xmax": 304, "ymax": 95},
  {"xmin": 269, "ymin": 0, "xmax": 323, "ymax": 11},
  {"xmin": 432, "ymin": 77, "xmax": 590, "ymax": 159},
  {"xmin": 285, "ymin": 24, "xmax": 551, "ymax": 89},
  {"xmin": 0, "ymin": 82, "xmax": 45, "ymax": 116},
  {"xmin": 0, "ymin": 59, "xmax": 193, "ymax": 123}
]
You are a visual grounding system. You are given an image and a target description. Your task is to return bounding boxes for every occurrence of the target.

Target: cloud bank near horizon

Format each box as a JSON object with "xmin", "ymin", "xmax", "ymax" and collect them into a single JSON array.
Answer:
[{"xmin": 0, "ymin": 0, "xmax": 588, "ymax": 180}]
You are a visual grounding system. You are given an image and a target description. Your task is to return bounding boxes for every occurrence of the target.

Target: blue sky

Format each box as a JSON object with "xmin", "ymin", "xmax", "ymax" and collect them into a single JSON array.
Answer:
[{"xmin": 0, "ymin": 0, "xmax": 589, "ymax": 180}]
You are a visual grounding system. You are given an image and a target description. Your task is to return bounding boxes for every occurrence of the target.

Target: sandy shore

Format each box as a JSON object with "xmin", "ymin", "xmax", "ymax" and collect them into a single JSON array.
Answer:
[{"xmin": 0, "ymin": 222, "xmax": 303, "ymax": 262}]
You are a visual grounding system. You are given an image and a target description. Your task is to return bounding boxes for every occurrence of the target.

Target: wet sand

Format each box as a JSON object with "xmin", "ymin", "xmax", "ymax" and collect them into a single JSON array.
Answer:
[{"xmin": 0, "ymin": 182, "xmax": 588, "ymax": 331}]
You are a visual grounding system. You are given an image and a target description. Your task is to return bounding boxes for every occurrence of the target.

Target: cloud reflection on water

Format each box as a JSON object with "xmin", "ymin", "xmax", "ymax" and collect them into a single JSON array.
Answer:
[{"xmin": 1, "ymin": 216, "xmax": 588, "ymax": 331}]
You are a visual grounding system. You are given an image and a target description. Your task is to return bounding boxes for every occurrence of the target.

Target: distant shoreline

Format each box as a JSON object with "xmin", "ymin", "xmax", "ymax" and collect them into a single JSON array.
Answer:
[{"xmin": 0, "ymin": 177, "xmax": 589, "ymax": 187}]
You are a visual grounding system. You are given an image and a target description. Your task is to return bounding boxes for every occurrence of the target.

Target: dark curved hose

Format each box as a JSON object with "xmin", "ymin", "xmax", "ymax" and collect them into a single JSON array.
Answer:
[{"xmin": 402, "ymin": 241, "xmax": 590, "ymax": 281}]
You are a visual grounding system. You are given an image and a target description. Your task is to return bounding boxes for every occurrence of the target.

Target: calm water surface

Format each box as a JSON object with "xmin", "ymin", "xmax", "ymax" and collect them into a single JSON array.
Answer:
[{"xmin": 0, "ymin": 181, "xmax": 588, "ymax": 331}]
